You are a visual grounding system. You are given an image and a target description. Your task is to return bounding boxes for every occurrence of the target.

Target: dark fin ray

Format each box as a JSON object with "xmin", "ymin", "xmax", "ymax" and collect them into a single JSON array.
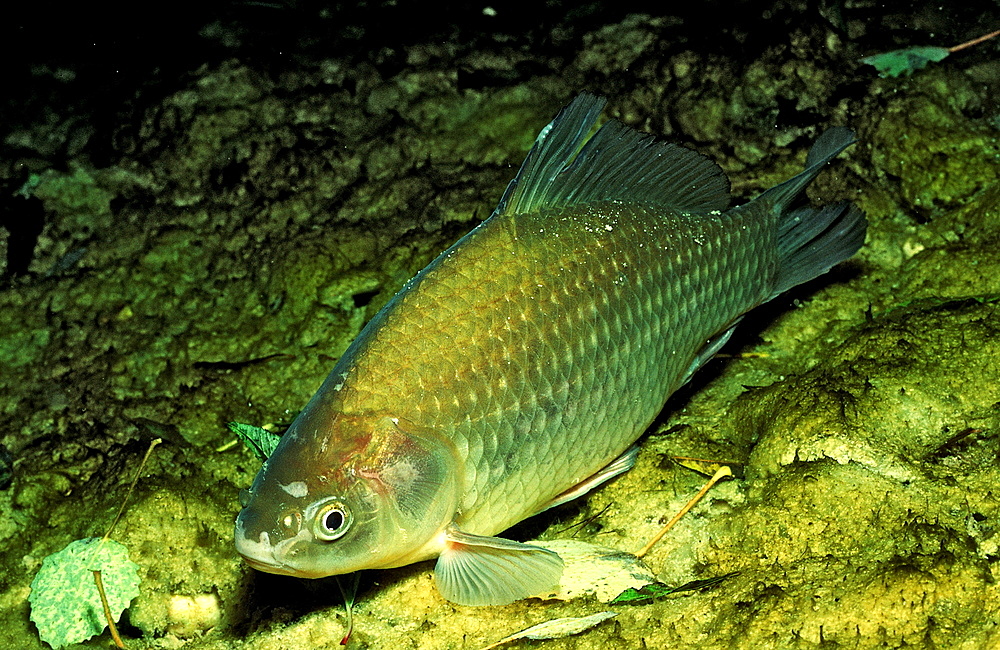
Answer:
[
  {"xmin": 749, "ymin": 127, "xmax": 858, "ymax": 213},
  {"xmin": 493, "ymin": 93, "xmax": 731, "ymax": 218},
  {"xmin": 679, "ymin": 320, "xmax": 741, "ymax": 387},
  {"xmin": 770, "ymin": 202, "xmax": 867, "ymax": 298},
  {"xmin": 733, "ymin": 127, "xmax": 866, "ymax": 298}
]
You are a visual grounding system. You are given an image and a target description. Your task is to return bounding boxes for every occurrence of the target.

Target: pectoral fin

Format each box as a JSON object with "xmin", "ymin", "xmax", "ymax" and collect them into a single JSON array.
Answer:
[{"xmin": 435, "ymin": 526, "xmax": 564, "ymax": 606}]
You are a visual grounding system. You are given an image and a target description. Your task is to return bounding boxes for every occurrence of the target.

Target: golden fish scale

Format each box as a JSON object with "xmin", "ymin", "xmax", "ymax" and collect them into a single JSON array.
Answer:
[{"xmin": 338, "ymin": 200, "xmax": 775, "ymax": 535}]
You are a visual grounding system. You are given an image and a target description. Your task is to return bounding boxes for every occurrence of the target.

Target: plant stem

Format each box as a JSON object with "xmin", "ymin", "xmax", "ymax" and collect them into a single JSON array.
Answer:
[
  {"xmin": 949, "ymin": 29, "xmax": 1000, "ymax": 53},
  {"xmin": 636, "ymin": 465, "xmax": 732, "ymax": 559},
  {"xmin": 93, "ymin": 570, "xmax": 126, "ymax": 649},
  {"xmin": 103, "ymin": 438, "xmax": 162, "ymax": 542}
]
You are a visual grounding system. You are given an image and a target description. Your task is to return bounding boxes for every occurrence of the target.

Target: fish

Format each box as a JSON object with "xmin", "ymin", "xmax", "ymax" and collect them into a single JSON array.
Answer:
[{"xmin": 234, "ymin": 93, "xmax": 866, "ymax": 606}]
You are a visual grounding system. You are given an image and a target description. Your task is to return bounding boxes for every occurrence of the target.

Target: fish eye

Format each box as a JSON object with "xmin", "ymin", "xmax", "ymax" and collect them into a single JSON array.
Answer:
[
  {"xmin": 238, "ymin": 488, "xmax": 251, "ymax": 508},
  {"xmin": 313, "ymin": 501, "xmax": 352, "ymax": 541}
]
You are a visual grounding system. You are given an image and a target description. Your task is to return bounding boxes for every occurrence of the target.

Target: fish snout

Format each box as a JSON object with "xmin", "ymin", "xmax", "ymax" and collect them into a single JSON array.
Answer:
[{"xmin": 234, "ymin": 507, "xmax": 313, "ymax": 576}]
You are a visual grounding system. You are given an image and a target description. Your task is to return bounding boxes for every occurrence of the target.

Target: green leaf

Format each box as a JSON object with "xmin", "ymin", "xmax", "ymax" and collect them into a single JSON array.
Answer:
[
  {"xmin": 610, "ymin": 581, "xmax": 681, "ymax": 604},
  {"xmin": 861, "ymin": 46, "xmax": 950, "ymax": 77},
  {"xmin": 610, "ymin": 571, "xmax": 739, "ymax": 605},
  {"xmin": 29, "ymin": 537, "xmax": 141, "ymax": 649},
  {"xmin": 228, "ymin": 421, "xmax": 281, "ymax": 461}
]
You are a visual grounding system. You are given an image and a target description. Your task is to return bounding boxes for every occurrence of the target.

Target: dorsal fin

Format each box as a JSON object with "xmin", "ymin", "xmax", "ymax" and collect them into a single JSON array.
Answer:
[{"xmin": 492, "ymin": 93, "xmax": 731, "ymax": 218}]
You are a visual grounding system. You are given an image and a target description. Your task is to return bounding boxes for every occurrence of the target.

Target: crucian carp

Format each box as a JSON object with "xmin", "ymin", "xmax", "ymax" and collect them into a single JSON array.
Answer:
[{"xmin": 235, "ymin": 93, "xmax": 866, "ymax": 606}]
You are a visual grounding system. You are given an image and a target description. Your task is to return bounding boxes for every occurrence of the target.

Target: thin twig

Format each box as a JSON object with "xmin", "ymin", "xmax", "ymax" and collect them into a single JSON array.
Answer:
[
  {"xmin": 338, "ymin": 573, "xmax": 360, "ymax": 645},
  {"xmin": 949, "ymin": 29, "xmax": 1000, "ymax": 53},
  {"xmin": 103, "ymin": 438, "xmax": 162, "ymax": 542},
  {"xmin": 636, "ymin": 466, "xmax": 732, "ymax": 559}
]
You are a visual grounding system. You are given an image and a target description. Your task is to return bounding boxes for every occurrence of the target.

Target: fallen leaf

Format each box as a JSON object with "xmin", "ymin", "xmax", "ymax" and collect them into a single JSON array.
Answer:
[
  {"xmin": 29, "ymin": 537, "xmax": 140, "ymax": 649},
  {"xmin": 482, "ymin": 611, "xmax": 617, "ymax": 649},
  {"xmin": 534, "ymin": 539, "xmax": 656, "ymax": 602}
]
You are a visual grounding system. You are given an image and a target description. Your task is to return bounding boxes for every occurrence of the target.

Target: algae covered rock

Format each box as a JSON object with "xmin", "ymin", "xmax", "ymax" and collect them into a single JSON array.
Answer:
[
  {"xmin": 708, "ymin": 297, "xmax": 1000, "ymax": 646},
  {"xmin": 740, "ymin": 297, "xmax": 1000, "ymax": 477}
]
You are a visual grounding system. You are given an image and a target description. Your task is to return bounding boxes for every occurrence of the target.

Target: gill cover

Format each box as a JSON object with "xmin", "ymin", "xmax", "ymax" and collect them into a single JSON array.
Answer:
[{"xmin": 235, "ymin": 414, "xmax": 461, "ymax": 577}]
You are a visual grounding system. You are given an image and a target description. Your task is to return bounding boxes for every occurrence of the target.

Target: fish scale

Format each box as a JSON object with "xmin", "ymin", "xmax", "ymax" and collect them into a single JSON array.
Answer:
[
  {"xmin": 445, "ymin": 205, "xmax": 761, "ymax": 531},
  {"xmin": 235, "ymin": 93, "xmax": 866, "ymax": 607},
  {"xmin": 359, "ymin": 207, "xmax": 695, "ymax": 522}
]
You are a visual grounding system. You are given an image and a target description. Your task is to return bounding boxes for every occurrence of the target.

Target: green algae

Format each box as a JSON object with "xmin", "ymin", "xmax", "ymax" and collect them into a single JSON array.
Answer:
[
  {"xmin": 863, "ymin": 66, "xmax": 999, "ymax": 228},
  {"xmin": 28, "ymin": 166, "xmax": 114, "ymax": 240},
  {"xmin": 738, "ymin": 298, "xmax": 1000, "ymax": 475}
]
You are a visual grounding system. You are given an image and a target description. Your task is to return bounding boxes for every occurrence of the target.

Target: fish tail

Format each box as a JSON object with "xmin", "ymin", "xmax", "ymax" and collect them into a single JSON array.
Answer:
[
  {"xmin": 763, "ymin": 128, "xmax": 868, "ymax": 298},
  {"xmin": 770, "ymin": 201, "xmax": 867, "ymax": 298}
]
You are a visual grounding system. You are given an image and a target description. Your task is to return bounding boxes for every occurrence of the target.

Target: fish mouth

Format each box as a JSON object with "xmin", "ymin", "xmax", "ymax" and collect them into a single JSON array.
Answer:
[
  {"xmin": 239, "ymin": 554, "xmax": 301, "ymax": 576},
  {"xmin": 234, "ymin": 531, "xmax": 298, "ymax": 576},
  {"xmin": 235, "ymin": 517, "xmax": 330, "ymax": 578},
  {"xmin": 238, "ymin": 551, "xmax": 332, "ymax": 579}
]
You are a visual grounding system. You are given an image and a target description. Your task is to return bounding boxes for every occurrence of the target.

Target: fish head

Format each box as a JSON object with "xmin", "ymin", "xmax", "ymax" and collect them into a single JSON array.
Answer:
[{"xmin": 235, "ymin": 411, "xmax": 461, "ymax": 578}]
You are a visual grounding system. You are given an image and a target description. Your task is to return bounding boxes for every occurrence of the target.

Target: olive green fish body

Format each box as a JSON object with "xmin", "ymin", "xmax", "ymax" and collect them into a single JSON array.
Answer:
[
  {"xmin": 343, "ymin": 202, "xmax": 774, "ymax": 535},
  {"xmin": 235, "ymin": 94, "xmax": 866, "ymax": 607}
]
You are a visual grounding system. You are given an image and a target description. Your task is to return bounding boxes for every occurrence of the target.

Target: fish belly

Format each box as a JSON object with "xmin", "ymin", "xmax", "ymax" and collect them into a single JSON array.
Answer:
[{"xmin": 341, "ymin": 199, "xmax": 775, "ymax": 535}]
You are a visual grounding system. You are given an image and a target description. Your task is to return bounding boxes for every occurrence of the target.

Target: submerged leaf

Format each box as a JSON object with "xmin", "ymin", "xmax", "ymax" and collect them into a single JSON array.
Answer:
[
  {"xmin": 483, "ymin": 611, "xmax": 617, "ymax": 649},
  {"xmin": 611, "ymin": 571, "xmax": 739, "ymax": 605},
  {"xmin": 535, "ymin": 539, "xmax": 656, "ymax": 602},
  {"xmin": 861, "ymin": 46, "xmax": 950, "ymax": 77},
  {"xmin": 29, "ymin": 537, "xmax": 140, "ymax": 649},
  {"xmin": 229, "ymin": 421, "xmax": 281, "ymax": 461}
]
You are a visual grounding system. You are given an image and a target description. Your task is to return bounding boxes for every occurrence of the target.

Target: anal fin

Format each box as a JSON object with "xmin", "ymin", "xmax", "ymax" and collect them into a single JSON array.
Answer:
[{"xmin": 435, "ymin": 526, "xmax": 564, "ymax": 606}]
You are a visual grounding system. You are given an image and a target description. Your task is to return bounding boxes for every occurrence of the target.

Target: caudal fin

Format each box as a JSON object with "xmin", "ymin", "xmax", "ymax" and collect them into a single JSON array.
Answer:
[
  {"xmin": 761, "ymin": 128, "xmax": 867, "ymax": 298},
  {"xmin": 770, "ymin": 201, "xmax": 867, "ymax": 298}
]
